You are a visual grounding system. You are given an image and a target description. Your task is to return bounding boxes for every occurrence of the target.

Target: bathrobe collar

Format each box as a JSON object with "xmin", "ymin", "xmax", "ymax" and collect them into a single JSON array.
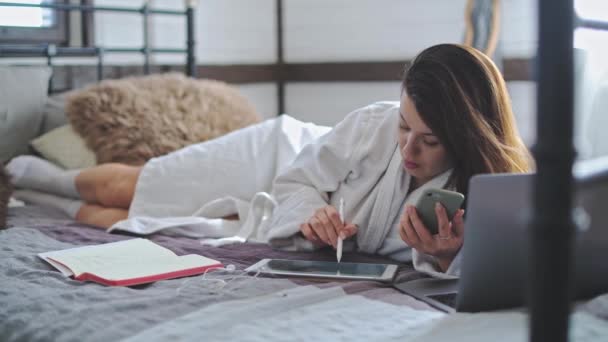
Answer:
[{"xmin": 357, "ymin": 144, "xmax": 453, "ymax": 253}]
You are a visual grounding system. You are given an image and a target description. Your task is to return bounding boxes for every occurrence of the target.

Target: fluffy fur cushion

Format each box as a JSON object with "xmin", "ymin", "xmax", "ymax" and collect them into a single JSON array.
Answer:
[
  {"xmin": 0, "ymin": 166, "xmax": 11, "ymax": 228},
  {"xmin": 66, "ymin": 73, "xmax": 262, "ymax": 165}
]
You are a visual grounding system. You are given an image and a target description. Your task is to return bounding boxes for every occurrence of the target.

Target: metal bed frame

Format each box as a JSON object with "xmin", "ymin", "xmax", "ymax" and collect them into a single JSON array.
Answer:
[
  {"xmin": 0, "ymin": 1, "xmax": 196, "ymax": 91},
  {"xmin": 532, "ymin": 1, "xmax": 608, "ymax": 341}
]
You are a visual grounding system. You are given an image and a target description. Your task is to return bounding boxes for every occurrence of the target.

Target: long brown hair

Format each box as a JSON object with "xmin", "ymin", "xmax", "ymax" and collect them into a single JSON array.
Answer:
[{"xmin": 403, "ymin": 44, "xmax": 531, "ymax": 196}]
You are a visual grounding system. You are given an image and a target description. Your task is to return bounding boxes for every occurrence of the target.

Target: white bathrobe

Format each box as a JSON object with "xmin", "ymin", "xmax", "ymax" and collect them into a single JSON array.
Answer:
[{"xmin": 110, "ymin": 101, "xmax": 460, "ymax": 278}]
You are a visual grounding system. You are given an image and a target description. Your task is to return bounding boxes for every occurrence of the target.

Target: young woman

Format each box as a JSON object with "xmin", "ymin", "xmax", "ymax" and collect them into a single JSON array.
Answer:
[{"xmin": 8, "ymin": 44, "xmax": 530, "ymax": 277}]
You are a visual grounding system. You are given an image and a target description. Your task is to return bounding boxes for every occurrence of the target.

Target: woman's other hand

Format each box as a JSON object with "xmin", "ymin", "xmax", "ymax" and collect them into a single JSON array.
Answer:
[
  {"xmin": 399, "ymin": 204, "xmax": 465, "ymax": 272},
  {"xmin": 300, "ymin": 205, "xmax": 358, "ymax": 248}
]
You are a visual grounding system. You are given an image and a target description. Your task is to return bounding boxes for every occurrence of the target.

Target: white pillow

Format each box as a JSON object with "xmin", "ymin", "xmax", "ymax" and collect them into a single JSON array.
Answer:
[
  {"xmin": 0, "ymin": 66, "xmax": 51, "ymax": 163},
  {"xmin": 41, "ymin": 91, "xmax": 72, "ymax": 134},
  {"xmin": 30, "ymin": 125, "xmax": 97, "ymax": 170}
]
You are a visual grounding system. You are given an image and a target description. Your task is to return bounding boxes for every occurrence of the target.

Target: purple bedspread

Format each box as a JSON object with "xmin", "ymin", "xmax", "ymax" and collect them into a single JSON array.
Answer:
[{"xmin": 6, "ymin": 205, "xmax": 608, "ymax": 341}]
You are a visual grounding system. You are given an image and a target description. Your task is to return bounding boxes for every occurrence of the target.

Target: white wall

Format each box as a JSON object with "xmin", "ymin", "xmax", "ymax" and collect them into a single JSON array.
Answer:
[
  {"xmin": 500, "ymin": 0, "xmax": 537, "ymax": 149},
  {"xmin": 236, "ymin": 83, "xmax": 277, "ymax": 120},
  {"xmin": 89, "ymin": 0, "xmax": 470, "ymax": 122},
  {"xmin": 147, "ymin": 0, "xmax": 277, "ymax": 65},
  {"xmin": 501, "ymin": 0, "xmax": 537, "ymax": 58},
  {"xmin": 573, "ymin": 1, "xmax": 608, "ymax": 159},
  {"xmin": 282, "ymin": 0, "xmax": 466, "ymax": 123},
  {"xmin": 500, "ymin": 0, "xmax": 608, "ymax": 159},
  {"xmin": 4, "ymin": 0, "xmax": 605, "ymax": 158},
  {"xmin": 3, "ymin": 0, "xmax": 576, "ymax": 152},
  {"xmin": 285, "ymin": 82, "xmax": 401, "ymax": 125},
  {"xmin": 506, "ymin": 81, "xmax": 536, "ymax": 146},
  {"xmin": 284, "ymin": 0, "xmax": 466, "ymax": 63},
  {"xmin": 94, "ymin": 0, "xmax": 146, "ymax": 64}
]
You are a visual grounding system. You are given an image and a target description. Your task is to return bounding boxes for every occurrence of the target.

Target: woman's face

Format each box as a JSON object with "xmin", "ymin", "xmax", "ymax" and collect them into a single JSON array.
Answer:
[{"xmin": 398, "ymin": 93, "xmax": 452, "ymax": 186}]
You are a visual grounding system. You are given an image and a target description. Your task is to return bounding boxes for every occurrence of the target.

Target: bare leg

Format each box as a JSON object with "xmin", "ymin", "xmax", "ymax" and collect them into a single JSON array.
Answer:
[
  {"xmin": 75, "ymin": 163, "xmax": 142, "ymax": 209},
  {"xmin": 76, "ymin": 204, "xmax": 129, "ymax": 229}
]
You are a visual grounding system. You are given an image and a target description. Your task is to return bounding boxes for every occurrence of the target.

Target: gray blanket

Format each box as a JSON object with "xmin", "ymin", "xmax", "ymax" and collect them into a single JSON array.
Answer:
[
  {"xmin": 1, "ymin": 206, "xmax": 432, "ymax": 341},
  {"xmin": 0, "ymin": 227, "xmax": 299, "ymax": 342},
  {"xmin": 4, "ymin": 206, "xmax": 608, "ymax": 341}
]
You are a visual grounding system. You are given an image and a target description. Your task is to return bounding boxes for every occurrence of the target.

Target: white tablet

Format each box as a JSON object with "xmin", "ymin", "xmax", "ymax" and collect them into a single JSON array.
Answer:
[{"xmin": 245, "ymin": 259, "xmax": 398, "ymax": 282}]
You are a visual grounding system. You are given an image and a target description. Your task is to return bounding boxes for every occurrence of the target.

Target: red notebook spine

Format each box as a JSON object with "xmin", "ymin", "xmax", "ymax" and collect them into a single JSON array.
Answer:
[{"xmin": 74, "ymin": 263, "xmax": 223, "ymax": 286}]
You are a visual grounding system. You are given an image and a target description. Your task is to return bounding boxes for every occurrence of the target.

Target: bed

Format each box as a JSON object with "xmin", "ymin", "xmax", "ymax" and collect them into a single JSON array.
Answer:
[
  {"xmin": 2, "ymin": 1, "xmax": 608, "ymax": 341},
  {"xmin": 0, "ymin": 58, "xmax": 448, "ymax": 339},
  {"xmin": 4, "ymin": 205, "xmax": 608, "ymax": 341},
  {"xmin": 1, "ymin": 205, "xmax": 438, "ymax": 340}
]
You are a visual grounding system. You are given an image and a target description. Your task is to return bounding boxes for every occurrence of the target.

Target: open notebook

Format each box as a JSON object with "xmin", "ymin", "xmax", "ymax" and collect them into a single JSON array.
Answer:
[{"xmin": 39, "ymin": 238, "xmax": 223, "ymax": 286}]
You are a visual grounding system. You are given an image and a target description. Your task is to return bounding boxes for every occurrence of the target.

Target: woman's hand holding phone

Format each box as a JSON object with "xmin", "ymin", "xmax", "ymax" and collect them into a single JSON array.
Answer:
[
  {"xmin": 300, "ymin": 205, "xmax": 358, "ymax": 248},
  {"xmin": 399, "ymin": 203, "xmax": 465, "ymax": 272}
]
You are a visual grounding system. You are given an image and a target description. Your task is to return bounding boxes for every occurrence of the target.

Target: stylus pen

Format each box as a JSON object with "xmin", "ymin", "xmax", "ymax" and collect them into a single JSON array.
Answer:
[{"xmin": 337, "ymin": 197, "xmax": 344, "ymax": 263}]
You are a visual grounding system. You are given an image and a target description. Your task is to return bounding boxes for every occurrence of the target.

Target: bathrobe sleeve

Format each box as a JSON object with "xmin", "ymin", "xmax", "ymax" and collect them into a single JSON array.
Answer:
[
  {"xmin": 264, "ymin": 106, "xmax": 377, "ymax": 241},
  {"xmin": 413, "ymin": 249, "xmax": 462, "ymax": 279}
]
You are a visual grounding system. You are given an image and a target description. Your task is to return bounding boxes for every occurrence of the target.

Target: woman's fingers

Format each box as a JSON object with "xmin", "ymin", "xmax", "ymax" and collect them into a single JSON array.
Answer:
[
  {"xmin": 316, "ymin": 209, "xmax": 338, "ymax": 247},
  {"xmin": 399, "ymin": 221, "xmax": 410, "ymax": 245},
  {"xmin": 302, "ymin": 205, "xmax": 359, "ymax": 248},
  {"xmin": 400, "ymin": 207, "xmax": 421, "ymax": 246},
  {"xmin": 300, "ymin": 223, "xmax": 313, "ymax": 240},
  {"xmin": 399, "ymin": 204, "xmax": 466, "ymax": 262},
  {"xmin": 408, "ymin": 205, "xmax": 434, "ymax": 244},
  {"xmin": 309, "ymin": 217, "xmax": 331, "ymax": 246},
  {"xmin": 453, "ymin": 209, "xmax": 466, "ymax": 237},
  {"xmin": 342, "ymin": 223, "xmax": 358, "ymax": 239},
  {"xmin": 435, "ymin": 202, "xmax": 452, "ymax": 239},
  {"xmin": 300, "ymin": 223, "xmax": 324, "ymax": 246},
  {"xmin": 324, "ymin": 206, "xmax": 344, "ymax": 232}
]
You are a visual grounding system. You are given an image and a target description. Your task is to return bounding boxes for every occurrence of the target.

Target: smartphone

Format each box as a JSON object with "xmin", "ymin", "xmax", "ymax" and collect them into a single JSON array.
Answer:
[{"xmin": 414, "ymin": 188, "xmax": 465, "ymax": 235}]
